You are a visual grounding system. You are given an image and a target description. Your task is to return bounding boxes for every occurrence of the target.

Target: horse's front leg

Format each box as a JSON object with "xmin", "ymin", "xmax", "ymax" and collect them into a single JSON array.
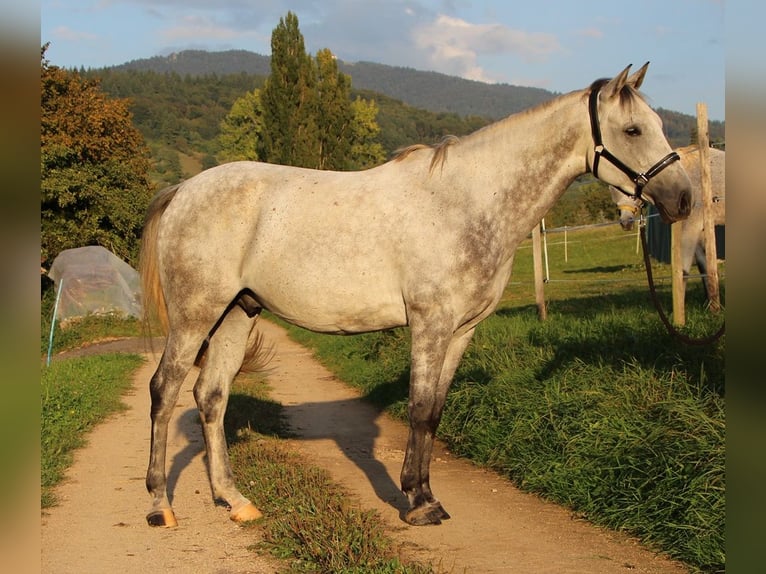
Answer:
[{"xmin": 401, "ymin": 325, "xmax": 475, "ymax": 526}]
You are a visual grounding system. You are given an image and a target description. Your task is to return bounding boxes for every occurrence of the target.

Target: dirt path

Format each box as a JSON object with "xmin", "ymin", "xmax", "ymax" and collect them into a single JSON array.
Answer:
[
  {"xmin": 41, "ymin": 353, "xmax": 280, "ymax": 574},
  {"xmin": 42, "ymin": 320, "xmax": 689, "ymax": 573}
]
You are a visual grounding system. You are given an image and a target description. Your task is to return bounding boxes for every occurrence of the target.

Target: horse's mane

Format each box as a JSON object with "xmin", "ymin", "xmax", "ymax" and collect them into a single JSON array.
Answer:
[
  {"xmin": 392, "ymin": 79, "xmax": 643, "ymax": 176},
  {"xmin": 392, "ymin": 135, "xmax": 461, "ymax": 174}
]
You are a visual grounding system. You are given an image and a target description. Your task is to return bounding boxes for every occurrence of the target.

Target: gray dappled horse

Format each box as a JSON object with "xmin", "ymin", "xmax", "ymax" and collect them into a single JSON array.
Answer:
[
  {"xmin": 140, "ymin": 63, "xmax": 691, "ymax": 528},
  {"xmin": 611, "ymin": 145, "xmax": 725, "ymax": 293}
]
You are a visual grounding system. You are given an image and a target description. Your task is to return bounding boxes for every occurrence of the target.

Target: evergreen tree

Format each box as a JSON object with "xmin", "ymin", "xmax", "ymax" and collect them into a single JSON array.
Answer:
[
  {"xmin": 260, "ymin": 12, "xmax": 318, "ymax": 168},
  {"xmin": 314, "ymin": 48, "xmax": 352, "ymax": 170},
  {"xmin": 40, "ymin": 45, "xmax": 153, "ymax": 267}
]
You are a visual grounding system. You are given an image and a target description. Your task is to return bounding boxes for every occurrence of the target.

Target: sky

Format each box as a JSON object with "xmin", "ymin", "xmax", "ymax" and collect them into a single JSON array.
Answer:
[{"xmin": 41, "ymin": 0, "xmax": 725, "ymax": 121}]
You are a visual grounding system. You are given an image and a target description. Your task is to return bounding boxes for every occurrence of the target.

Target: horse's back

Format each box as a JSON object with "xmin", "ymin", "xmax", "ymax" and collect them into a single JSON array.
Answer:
[{"xmin": 677, "ymin": 146, "xmax": 725, "ymax": 225}]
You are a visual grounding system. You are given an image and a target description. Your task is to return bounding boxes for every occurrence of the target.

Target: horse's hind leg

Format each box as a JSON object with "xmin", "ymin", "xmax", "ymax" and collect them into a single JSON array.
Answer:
[
  {"xmin": 146, "ymin": 330, "xmax": 205, "ymax": 527},
  {"xmin": 193, "ymin": 307, "xmax": 263, "ymax": 523}
]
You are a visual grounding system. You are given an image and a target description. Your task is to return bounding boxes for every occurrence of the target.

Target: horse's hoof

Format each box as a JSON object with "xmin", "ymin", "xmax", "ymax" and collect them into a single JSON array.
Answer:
[
  {"xmin": 146, "ymin": 508, "xmax": 178, "ymax": 528},
  {"xmin": 404, "ymin": 503, "xmax": 451, "ymax": 526},
  {"xmin": 230, "ymin": 501, "xmax": 263, "ymax": 523}
]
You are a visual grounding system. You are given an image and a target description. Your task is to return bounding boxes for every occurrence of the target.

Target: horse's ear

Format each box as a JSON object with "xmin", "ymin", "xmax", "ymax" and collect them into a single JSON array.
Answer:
[
  {"xmin": 627, "ymin": 62, "xmax": 649, "ymax": 90},
  {"xmin": 601, "ymin": 64, "xmax": 632, "ymax": 99}
]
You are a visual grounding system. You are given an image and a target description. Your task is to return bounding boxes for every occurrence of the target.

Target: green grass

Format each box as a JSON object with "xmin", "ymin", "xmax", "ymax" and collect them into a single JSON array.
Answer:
[
  {"xmin": 277, "ymin": 224, "xmax": 725, "ymax": 573},
  {"xmin": 41, "ymin": 353, "xmax": 144, "ymax": 507}
]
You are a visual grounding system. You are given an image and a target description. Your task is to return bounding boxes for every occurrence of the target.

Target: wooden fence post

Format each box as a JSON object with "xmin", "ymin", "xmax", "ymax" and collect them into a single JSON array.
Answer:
[
  {"xmin": 532, "ymin": 222, "xmax": 547, "ymax": 321},
  {"xmin": 696, "ymin": 103, "xmax": 721, "ymax": 313}
]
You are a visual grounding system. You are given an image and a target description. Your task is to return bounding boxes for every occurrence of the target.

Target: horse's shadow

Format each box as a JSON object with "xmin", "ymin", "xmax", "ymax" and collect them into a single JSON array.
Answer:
[
  {"xmin": 165, "ymin": 408, "xmax": 207, "ymax": 505},
  {"xmin": 166, "ymin": 382, "xmax": 411, "ymax": 519},
  {"xmin": 280, "ymin": 394, "xmax": 410, "ymax": 518}
]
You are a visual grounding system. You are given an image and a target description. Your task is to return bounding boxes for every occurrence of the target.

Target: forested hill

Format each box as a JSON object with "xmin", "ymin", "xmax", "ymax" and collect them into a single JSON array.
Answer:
[
  {"xmin": 112, "ymin": 49, "xmax": 555, "ymax": 120},
  {"xmin": 109, "ymin": 49, "xmax": 725, "ymax": 146}
]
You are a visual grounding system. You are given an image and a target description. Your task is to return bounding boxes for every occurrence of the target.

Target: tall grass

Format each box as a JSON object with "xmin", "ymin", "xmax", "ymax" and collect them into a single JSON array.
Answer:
[{"xmin": 279, "ymin": 225, "xmax": 725, "ymax": 573}]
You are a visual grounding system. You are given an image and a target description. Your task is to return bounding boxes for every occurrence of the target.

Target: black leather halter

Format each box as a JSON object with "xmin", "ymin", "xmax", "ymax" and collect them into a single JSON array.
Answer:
[{"xmin": 588, "ymin": 87, "xmax": 680, "ymax": 201}]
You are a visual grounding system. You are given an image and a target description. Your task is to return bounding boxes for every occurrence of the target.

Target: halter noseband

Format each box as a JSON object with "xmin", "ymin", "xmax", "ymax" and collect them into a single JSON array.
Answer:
[{"xmin": 588, "ymin": 87, "xmax": 680, "ymax": 201}]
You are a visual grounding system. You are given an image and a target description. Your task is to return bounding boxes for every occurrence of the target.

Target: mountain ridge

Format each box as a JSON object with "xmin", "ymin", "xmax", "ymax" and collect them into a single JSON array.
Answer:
[
  {"xmin": 111, "ymin": 49, "xmax": 568, "ymax": 120},
  {"xmin": 108, "ymin": 49, "xmax": 723, "ymax": 145}
]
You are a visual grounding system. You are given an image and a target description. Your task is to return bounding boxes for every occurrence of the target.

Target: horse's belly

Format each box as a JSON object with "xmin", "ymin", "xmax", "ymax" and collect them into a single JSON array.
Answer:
[{"xmin": 252, "ymin": 274, "xmax": 407, "ymax": 334}]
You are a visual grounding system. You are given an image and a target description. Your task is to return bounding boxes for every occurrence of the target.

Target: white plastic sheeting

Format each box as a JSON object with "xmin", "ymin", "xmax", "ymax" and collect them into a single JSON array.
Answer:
[{"xmin": 48, "ymin": 246, "xmax": 142, "ymax": 324}]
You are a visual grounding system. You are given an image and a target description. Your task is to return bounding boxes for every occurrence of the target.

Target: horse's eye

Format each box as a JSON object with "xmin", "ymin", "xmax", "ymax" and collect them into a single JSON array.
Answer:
[{"xmin": 625, "ymin": 126, "xmax": 642, "ymax": 137}]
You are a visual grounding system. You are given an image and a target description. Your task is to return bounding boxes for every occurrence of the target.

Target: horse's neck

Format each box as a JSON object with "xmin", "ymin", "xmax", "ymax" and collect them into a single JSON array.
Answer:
[{"xmin": 462, "ymin": 90, "xmax": 590, "ymax": 228}]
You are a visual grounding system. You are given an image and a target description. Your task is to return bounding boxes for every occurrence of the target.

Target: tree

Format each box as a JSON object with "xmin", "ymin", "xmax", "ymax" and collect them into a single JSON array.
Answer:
[
  {"xmin": 215, "ymin": 13, "xmax": 384, "ymax": 172},
  {"xmin": 215, "ymin": 89, "xmax": 264, "ymax": 163},
  {"xmin": 41, "ymin": 45, "xmax": 153, "ymax": 267},
  {"xmin": 260, "ymin": 12, "xmax": 318, "ymax": 168},
  {"xmin": 581, "ymin": 181, "xmax": 614, "ymax": 223},
  {"xmin": 314, "ymin": 48, "xmax": 352, "ymax": 170},
  {"xmin": 348, "ymin": 97, "xmax": 386, "ymax": 169}
]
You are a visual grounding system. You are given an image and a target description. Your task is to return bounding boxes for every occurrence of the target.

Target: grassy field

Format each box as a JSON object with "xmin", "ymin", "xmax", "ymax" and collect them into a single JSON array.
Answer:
[{"xmin": 279, "ymin": 223, "xmax": 725, "ymax": 573}]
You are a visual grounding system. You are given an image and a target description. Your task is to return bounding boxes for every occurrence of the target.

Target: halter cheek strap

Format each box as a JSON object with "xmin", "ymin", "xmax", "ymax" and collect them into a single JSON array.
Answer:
[{"xmin": 588, "ymin": 88, "xmax": 680, "ymax": 201}]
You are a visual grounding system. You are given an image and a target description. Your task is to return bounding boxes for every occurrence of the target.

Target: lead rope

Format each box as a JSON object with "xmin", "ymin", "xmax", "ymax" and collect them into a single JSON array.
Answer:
[{"xmin": 639, "ymin": 225, "xmax": 725, "ymax": 345}]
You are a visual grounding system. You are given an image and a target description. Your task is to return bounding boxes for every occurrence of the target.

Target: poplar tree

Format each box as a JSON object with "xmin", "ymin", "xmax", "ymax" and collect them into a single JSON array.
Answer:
[
  {"xmin": 242, "ymin": 12, "xmax": 384, "ymax": 171},
  {"xmin": 260, "ymin": 11, "xmax": 318, "ymax": 168},
  {"xmin": 314, "ymin": 48, "xmax": 352, "ymax": 170}
]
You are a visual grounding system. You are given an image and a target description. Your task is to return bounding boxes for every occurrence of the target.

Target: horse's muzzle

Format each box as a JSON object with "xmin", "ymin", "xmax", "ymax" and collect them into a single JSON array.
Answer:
[
  {"xmin": 655, "ymin": 187, "xmax": 692, "ymax": 223},
  {"xmin": 619, "ymin": 217, "xmax": 635, "ymax": 231}
]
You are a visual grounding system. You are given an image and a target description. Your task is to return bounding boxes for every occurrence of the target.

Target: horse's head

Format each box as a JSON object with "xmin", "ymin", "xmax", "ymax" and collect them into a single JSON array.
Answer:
[
  {"xmin": 587, "ymin": 63, "xmax": 691, "ymax": 224},
  {"xmin": 609, "ymin": 185, "xmax": 642, "ymax": 231}
]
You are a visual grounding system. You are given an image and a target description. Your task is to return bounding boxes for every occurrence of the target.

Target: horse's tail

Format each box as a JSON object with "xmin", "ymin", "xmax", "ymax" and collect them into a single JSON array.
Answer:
[
  {"xmin": 240, "ymin": 326, "xmax": 275, "ymax": 373},
  {"xmin": 195, "ymin": 322, "xmax": 275, "ymax": 372},
  {"xmin": 139, "ymin": 183, "xmax": 182, "ymax": 334}
]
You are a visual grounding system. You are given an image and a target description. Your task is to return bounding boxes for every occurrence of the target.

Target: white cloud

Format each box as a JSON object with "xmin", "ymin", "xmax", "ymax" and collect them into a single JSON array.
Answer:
[
  {"xmin": 53, "ymin": 25, "xmax": 99, "ymax": 42},
  {"xmin": 577, "ymin": 27, "xmax": 603, "ymax": 39},
  {"xmin": 160, "ymin": 14, "xmax": 256, "ymax": 41},
  {"xmin": 412, "ymin": 15, "xmax": 560, "ymax": 83}
]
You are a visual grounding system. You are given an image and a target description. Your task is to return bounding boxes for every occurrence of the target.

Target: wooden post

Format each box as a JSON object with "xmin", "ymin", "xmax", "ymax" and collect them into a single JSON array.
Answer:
[
  {"xmin": 671, "ymin": 220, "xmax": 685, "ymax": 326},
  {"xmin": 696, "ymin": 103, "xmax": 721, "ymax": 313},
  {"xmin": 532, "ymin": 222, "xmax": 547, "ymax": 321},
  {"xmin": 541, "ymin": 218, "xmax": 550, "ymax": 282}
]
